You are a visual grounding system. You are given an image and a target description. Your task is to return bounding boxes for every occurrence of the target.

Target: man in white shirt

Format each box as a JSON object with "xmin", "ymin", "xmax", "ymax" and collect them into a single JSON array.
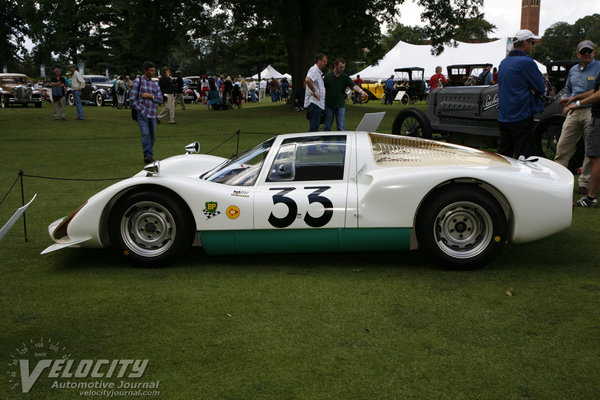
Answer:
[
  {"xmin": 258, "ymin": 79, "xmax": 267, "ymax": 102},
  {"xmin": 304, "ymin": 53, "xmax": 327, "ymax": 132},
  {"xmin": 69, "ymin": 64, "xmax": 85, "ymax": 120}
]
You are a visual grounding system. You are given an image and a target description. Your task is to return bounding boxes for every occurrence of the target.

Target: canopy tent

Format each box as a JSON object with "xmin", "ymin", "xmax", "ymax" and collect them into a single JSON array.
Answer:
[
  {"xmin": 249, "ymin": 65, "xmax": 291, "ymax": 80},
  {"xmin": 351, "ymin": 39, "xmax": 546, "ymax": 82}
]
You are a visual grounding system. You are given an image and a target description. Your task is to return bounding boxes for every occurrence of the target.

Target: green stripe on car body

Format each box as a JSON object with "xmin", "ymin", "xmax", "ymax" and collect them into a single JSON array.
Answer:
[{"xmin": 200, "ymin": 228, "xmax": 411, "ymax": 255}]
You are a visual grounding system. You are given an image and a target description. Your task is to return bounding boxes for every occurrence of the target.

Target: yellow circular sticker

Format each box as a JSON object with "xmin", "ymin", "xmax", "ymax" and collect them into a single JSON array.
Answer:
[{"xmin": 226, "ymin": 205, "xmax": 240, "ymax": 219}]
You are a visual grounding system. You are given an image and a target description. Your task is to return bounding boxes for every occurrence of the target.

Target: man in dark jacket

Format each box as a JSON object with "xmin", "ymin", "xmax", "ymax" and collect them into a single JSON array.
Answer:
[
  {"xmin": 174, "ymin": 70, "xmax": 186, "ymax": 110},
  {"xmin": 497, "ymin": 29, "xmax": 546, "ymax": 158},
  {"xmin": 157, "ymin": 67, "xmax": 175, "ymax": 124}
]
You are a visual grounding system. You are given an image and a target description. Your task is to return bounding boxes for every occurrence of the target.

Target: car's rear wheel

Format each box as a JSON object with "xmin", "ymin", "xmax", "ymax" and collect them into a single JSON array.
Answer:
[
  {"xmin": 416, "ymin": 184, "xmax": 506, "ymax": 270},
  {"xmin": 94, "ymin": 92, "xmax": 103, "ymax": 107},
  {"xmin": 109, "ymin": 191, "xmax": 195, "ymax": 267},
  {"xmin": 392, "ymin": 108, "xmax": 433, "ymax": 139}
]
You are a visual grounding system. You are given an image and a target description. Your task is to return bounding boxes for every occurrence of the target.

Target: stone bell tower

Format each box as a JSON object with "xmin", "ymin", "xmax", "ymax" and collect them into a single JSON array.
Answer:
[{"xmin": 520, "ymin": 0, "xmax": 541, "ymax": 35}]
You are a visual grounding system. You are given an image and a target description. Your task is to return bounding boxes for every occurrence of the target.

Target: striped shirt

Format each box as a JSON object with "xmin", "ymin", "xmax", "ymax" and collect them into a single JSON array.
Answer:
[{"xmin": 130, "ymin": 76, "xmax": 162, "ymax": 118}]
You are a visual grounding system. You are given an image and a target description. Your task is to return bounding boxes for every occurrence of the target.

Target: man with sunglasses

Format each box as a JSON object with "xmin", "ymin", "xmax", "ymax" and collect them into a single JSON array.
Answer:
[
  {"xmin": 555, "ymin": 40, "xmax": 600, "ymax": 194},
  {"xmin": 497, "ymin": 29, "xmax": 546, "ymax": 159}
]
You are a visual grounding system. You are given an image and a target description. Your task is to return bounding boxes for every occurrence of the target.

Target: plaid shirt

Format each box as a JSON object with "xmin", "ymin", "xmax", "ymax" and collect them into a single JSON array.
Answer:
[{"xmin": 130, "ymin": 75, "xmax": 162, "ymax": 118}]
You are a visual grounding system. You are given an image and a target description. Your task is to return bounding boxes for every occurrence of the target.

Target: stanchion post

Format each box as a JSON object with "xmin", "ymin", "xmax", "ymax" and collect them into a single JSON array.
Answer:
[
  {"xmin": 235, "ymin": 129, "xmax": 241, "ymax": 156},
  {"xmin": 19, "ymin": 169, "xmax": 28, "ymax": 242}
]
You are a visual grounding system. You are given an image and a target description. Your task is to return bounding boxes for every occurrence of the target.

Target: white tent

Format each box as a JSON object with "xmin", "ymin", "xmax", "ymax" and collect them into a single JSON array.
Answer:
[
  {"xmin": 249, "ymin": 65, "xmax": 291, "ymax": 80},
  {"xmin": 351, "ymin": 39, "xmax": 546, "ymax": 82}
]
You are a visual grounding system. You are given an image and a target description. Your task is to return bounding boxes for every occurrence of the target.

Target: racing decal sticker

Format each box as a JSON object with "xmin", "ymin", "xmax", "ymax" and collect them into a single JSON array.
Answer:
[
  {"xmin": 226, "ymin": 205, "xmax": 240, "ymax": 219},
  {"xmin": 231, "ymin": 190, "xmax": 250, "ymax": 198},
  {"xmin": 202, "ymin": 201, "xmax": 221, "ymax": 219}
]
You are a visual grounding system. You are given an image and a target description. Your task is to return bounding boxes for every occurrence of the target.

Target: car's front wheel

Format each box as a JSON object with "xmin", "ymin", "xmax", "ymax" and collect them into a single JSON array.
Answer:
[
  {"xmin": 416, "ymin": 184, "xmax": 506, "ymax": 270},
  {"xmin": 392, "ymin": 108, "xmax": 432, "ymax": 139},
  {"xmin": 66, "ymin": 92, "xmax": 74, "ymax": 105},
  {"xmin": 1, "ymin": 95, "xmax": 8, "ymax": 108},
  {"xmin": 109, "ymin": 191, "xmax": 195, "ymax": 267},
  {"xmin": 94, "ymin": 92, "xmax": 103, "ymax": 107}
]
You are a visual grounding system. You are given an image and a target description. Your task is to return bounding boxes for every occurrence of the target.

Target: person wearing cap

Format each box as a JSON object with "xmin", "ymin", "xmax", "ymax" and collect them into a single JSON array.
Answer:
[
  {"xmin": 555, "ymin": 40, "xmax": 600, "ymax": 194},
  {"xmin": 69, "ymin": 64, "xmax": 85, "ymax": 120},
  {"xmin": 497, "ymin": 29, "xmax": 546, "ymax": 158},
  {"xmin": 562, "ymin": 42, "xmax": 600, "ymax": 208},
  {"xmin": 157, "ymin": 66, "xmax": 176, "ymax": 124}
]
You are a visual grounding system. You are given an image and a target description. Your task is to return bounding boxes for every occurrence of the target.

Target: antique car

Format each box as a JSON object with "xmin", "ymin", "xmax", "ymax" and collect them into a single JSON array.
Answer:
[
  {"xmin": 0, "ymin": 73, "xmax": 43, "ymax": 108},
  {"xmin": 446, "ymin": 64, "xmax": 491, "ymax": 86},
  {"xmin": 65, "ymin": 75, "xmax": 114, "ymax": 106},
  {"xmin": 392, "ymin": 67, "xmax": 427, "ymax": 104},
  {"xmin": 545, "ymin": 60, "xmax": 579, "ymax": 94},
  {"xmin": 42, "ymin": 131, "xmax": 573, "ymax": 270},
  {"xmin": 392, "ymin": 81, "xmax": 574, "ymax": 165}
]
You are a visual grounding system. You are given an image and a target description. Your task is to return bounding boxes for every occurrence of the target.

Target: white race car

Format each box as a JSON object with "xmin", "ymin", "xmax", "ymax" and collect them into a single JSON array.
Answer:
[{"xmin": 42, "ymin": 132, "xmax": 573, "ymax": 269}]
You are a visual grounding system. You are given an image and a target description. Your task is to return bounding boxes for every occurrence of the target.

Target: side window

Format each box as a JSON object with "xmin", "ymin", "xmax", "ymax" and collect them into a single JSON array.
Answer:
[{"xmin": 267, "ymin": 136, "xmax": 346, "ymax": 182}]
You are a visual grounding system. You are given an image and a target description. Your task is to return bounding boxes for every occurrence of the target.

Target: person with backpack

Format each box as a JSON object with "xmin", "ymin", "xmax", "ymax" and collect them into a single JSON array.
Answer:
[
  {"xmin": 429, "ymin": 66, "xmax": 447, "ymax": 91},
  {"xmin": 477, "ymin": 64, "xmax": 494, "ymax": 85},
  {"xmin": 115, "ymin": 76, "xmax": 126, "ymax": 109}
]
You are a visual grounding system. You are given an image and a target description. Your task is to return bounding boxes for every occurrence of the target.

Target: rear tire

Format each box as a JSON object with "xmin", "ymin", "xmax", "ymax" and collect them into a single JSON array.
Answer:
[
  {"xmin": 416, "ymin": 184, "xmax": 506, "ymax": 270},
  {"xmin": 109, "ymin": 191, "xmax": 195, "ymax": 267},
  {"xmin": 392, "ymin": 108, "xmax": 433, "ymax": 139}
]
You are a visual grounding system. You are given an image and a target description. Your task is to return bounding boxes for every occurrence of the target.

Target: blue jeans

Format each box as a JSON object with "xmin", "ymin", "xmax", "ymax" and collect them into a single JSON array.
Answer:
[
  {"xmin": 307, "ymin": 103, "xmax": 323, "ymax": 132},
  {"xmin": 324, "ymin": 107, "xmax": 346, "ymax": 131},
  {"xmin": 137, "ymin": 113, "xmax": 156, "ymax": 160},
  {"xmin": 352, "ymin": 91, "xmax": 362, "ymax": 104},
  {"xmin": 73, "ymin": 90, "xmax": 84, "ymax": 119}
]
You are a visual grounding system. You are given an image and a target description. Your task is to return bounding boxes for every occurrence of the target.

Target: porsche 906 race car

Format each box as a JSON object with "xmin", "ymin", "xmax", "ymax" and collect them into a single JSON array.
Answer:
[{"xmin": 42, "ymin": 131, "xmax": 573, "ymax": 269}]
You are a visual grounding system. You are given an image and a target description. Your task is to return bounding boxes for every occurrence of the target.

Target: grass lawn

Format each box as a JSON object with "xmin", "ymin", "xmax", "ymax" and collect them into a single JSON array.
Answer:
[{"xmin": 0, "ymin": 100, "xmax": 599, "ymax": 399}]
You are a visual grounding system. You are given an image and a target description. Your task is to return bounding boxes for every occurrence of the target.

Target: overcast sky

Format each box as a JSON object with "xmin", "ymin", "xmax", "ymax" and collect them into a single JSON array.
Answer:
[{"xmin": 397, "ymin": 0, "xmax": 598, "ymax": 38}]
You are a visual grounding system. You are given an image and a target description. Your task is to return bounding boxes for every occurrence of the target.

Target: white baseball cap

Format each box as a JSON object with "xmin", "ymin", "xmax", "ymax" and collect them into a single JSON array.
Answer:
[{"xmin": 513, "ymin": 29, "xmax": 541, "ymax": 42}]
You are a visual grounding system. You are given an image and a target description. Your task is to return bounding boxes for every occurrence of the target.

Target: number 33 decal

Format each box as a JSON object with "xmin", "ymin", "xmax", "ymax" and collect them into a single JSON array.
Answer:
[{"xmin": 268, "ymin": 186, "xmax": 333, "ymax": 228}]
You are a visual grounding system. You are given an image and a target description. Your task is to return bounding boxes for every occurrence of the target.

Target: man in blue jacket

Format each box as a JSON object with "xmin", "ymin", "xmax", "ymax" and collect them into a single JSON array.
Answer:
[{"xmin": 498, "ymin": 29, "xmax": 546, "ymax": 158}]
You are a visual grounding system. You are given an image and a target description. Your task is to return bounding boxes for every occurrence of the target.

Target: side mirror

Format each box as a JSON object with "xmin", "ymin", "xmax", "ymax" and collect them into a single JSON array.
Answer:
[{"xmin": 185, "ymin": 141, "xmax": 200, "ymax": 154}]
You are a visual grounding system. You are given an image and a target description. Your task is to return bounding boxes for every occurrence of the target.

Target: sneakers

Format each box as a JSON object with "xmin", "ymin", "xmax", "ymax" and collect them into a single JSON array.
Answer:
[{"xmin": 574, "ymin": 195, "xmax": 598, "ymax": 208}]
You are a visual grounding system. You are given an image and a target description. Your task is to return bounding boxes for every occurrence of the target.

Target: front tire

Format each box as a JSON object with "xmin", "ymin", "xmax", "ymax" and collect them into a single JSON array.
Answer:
[
  {"xmin": 1, "ymin": 95, "xmax": 8, "ymax": 108},
  {"xmin": 94, "ymin": 92, "xmax": 103, "ymax": 107},
  {"xmin": 109, "ymin": 191, "xmax": 195, "ymax": 267},
  {"xmin": 392, "ymin": 108, "xmax": 432, "ymax": 138},
  {"xmin": 416, "ymin": 184, "xmax": 506, "ymax": 270},
  {"xmin": 66, "ymin": 92, "xmax": 74, "ymax": 105}
]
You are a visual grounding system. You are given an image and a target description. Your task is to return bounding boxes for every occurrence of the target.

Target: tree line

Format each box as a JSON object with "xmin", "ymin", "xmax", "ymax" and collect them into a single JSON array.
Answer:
[{"xmin": 2, "ymin": 0, "xmax": 598, "ymax": 91}]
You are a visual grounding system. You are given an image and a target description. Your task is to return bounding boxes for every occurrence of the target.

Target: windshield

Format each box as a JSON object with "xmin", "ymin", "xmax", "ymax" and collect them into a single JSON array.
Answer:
[
  {"xmin": 204, "ymin": 138, "xmax": 275, "ymax": 186},
  {"xmin": 89, "ymin": 77, "xmax": 110, "ymax": 84}
]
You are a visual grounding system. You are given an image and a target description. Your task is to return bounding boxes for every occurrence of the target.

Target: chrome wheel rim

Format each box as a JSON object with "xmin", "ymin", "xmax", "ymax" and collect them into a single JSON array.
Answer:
[
  {"xmin": 96, "ymin": 93, "xmax": 102, "ymax": 106},
  {"xmin": 434, "ymin": 201, "xmax": 493, "ymax": 259},
  {"xmin": 120, "ymin": 201, "xmax": 176, "ymax": 257}
]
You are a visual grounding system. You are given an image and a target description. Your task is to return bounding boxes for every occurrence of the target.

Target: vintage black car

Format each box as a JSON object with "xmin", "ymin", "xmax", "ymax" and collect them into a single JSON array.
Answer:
[
  {"xmin": 66, "ymin": 75, "xmax": 114, "ymax": 106},
  {"xmin": 545, "ymin": 60, "xmax": 579, "ymax": 94},
  {"xmin": 392, "ymin": 67, "xmax": 427, "ymax": 104},
  {"xmin": 0, "ymin": 73, "xmax": 43, "ymax": 108},
  {"xmin": 391, "ymin": 84, "xmax": 569, "ymax": 163},
  {"xmin": 446, "ymin": 64, "xmax": 490, "ymax": 86}
]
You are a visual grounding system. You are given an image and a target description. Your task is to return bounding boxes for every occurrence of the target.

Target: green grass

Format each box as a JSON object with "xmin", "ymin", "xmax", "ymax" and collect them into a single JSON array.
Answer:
[{"xmin": 1, "ymin": 101, "xmax": 599, "ymax": 399}]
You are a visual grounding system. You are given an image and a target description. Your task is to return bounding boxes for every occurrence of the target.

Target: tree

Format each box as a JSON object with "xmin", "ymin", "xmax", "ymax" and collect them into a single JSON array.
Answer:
[
  {"xmin": 453, "ymin": 17, "xmax": 497, "ymax": 42},
  {"xmin": 533, "ymin": 14, "xmax": 600, "ymax": 64},
  {"xmin": 222, "ymin": 0, "xmax": 484, "ymax": 95},
  {"xmin": 1, "ymin": 0, "xmax": 29, "ymax": 69}
]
